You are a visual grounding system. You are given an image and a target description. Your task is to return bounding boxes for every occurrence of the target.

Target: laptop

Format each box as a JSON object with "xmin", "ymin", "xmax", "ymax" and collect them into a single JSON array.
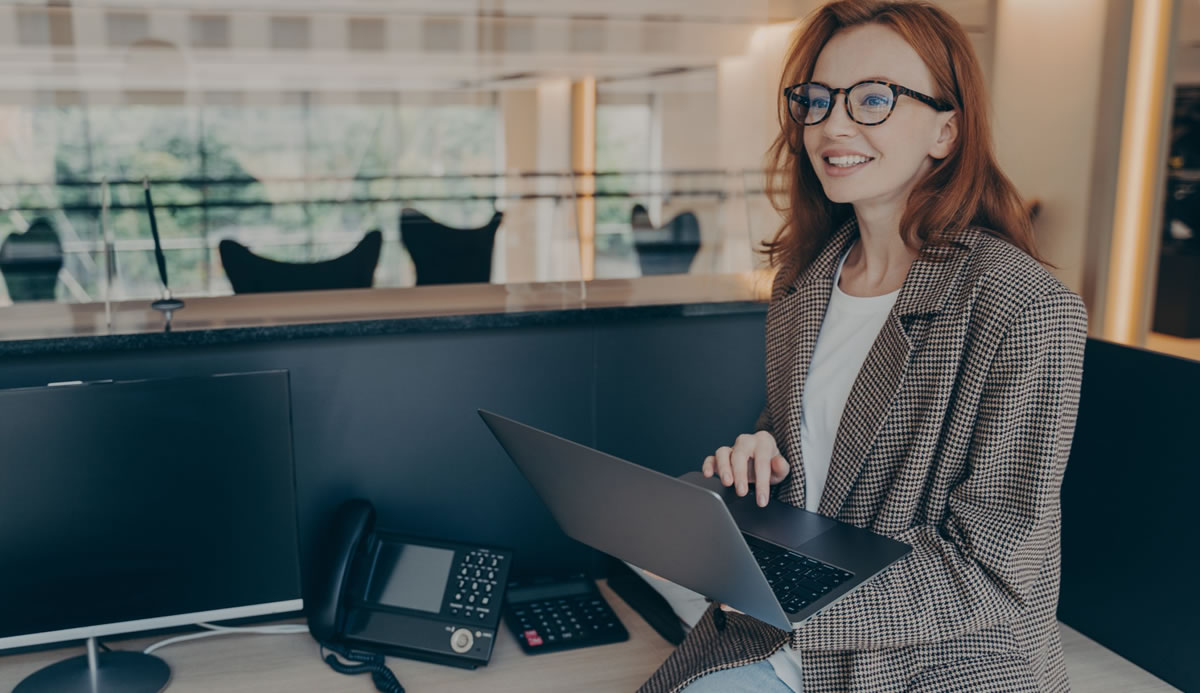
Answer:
[{"xmin": 479, "ymin": 410, "xmax": 911, "ymax": 631}]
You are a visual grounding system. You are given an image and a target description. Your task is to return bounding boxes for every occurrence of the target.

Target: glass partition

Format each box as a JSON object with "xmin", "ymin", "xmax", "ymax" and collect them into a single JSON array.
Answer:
[{"xmin": 6, "ymin": 1, "xmax": 1130, "ymax": 345}]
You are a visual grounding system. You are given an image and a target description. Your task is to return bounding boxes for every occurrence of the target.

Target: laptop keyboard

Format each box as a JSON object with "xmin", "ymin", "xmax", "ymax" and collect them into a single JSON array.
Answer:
[{"xmin": 746, "ymin": 537, "xmax": 854, "ymax": 614}]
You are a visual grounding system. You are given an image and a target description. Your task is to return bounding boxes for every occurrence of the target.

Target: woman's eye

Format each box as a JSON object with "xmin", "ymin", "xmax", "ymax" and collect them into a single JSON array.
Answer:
[
  {"xmin": 861, "ymin": 95, "xmax": 890, "ymax": 108},
  {"xmin": 811, "ymin": 98, "xmax": 830, "ymax": 110}
]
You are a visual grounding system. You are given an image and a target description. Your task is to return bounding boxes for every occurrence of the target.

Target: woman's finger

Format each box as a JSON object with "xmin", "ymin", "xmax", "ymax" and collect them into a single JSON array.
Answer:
[{"xmin": 713, "ymin": 446, "xmax": 734, "ymax": 486}]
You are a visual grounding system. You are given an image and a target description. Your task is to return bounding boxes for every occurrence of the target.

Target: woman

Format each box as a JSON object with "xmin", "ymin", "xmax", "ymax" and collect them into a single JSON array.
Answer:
[{"xmin": 639, "ymin": 1, "xmax": 1087, "ymax": 691}]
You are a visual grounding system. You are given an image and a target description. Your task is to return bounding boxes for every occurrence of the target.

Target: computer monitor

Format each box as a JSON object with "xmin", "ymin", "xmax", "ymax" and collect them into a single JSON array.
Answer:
[{"xmin": 0, "ymin": 371, "xmax": 303, "ymax": 692}]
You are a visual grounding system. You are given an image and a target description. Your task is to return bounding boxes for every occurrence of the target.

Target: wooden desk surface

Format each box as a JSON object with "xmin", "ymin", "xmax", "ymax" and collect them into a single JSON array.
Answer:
[
  {"xmin": 0, "ymin": 581, "xmax": 675, "ymax": 693},
  {"xmin": 0, "ymin": 585, "xmax": 1180, "ymax": 693}
]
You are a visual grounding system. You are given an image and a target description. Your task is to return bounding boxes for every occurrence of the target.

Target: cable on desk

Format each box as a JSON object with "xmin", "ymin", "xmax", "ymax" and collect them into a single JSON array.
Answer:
[
  {"xmin": 320, "ymin": 642, "xmax": 404, "ymax": 693},
  {"xmin": 142, "ymin": 622, "xmax": 309, "ymax": 655}
]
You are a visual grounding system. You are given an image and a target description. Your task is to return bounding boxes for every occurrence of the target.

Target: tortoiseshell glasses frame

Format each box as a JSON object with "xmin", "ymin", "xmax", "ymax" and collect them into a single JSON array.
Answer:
[{"xmin": 784, "ymin": 80, "xmax": 953, "ymax": 126}]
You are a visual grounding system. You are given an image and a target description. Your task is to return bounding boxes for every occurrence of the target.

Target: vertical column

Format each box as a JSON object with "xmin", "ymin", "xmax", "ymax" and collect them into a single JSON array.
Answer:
[
  {"xmin": 1102, "ymin": 0, "xmax": 1179, "ymax": 345},
  {"xmin": 537, "ymin": 79, "xmax": 573, "ymax": 281},
  {"xmin": 571, "ymin": 77, "xmax": 596, "ymax": 281}
]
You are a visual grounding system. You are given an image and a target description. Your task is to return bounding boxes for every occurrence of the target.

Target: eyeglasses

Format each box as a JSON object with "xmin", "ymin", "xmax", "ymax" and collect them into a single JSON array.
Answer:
[{"xmin": 784, "ymin": 80, "xmax": 952, "ymax": 126}]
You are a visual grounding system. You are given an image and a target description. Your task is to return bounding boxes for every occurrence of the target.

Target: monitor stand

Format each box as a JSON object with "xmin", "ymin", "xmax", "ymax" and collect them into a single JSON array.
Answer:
[{"xmin": 15, "ymin": 637, "xmax": 170, "ymax": 693}]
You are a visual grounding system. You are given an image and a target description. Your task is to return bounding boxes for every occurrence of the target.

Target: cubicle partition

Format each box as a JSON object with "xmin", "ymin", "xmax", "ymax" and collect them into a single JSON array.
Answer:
[{"xmin": 1058, "ymin": 339, "xmax": 1199, "ymax": 693}]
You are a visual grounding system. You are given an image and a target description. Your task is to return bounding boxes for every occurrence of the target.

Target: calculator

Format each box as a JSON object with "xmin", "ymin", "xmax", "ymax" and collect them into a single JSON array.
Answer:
[{"xmin": 503, "ymin": 576, "xmax": 629, "ymax": 654}]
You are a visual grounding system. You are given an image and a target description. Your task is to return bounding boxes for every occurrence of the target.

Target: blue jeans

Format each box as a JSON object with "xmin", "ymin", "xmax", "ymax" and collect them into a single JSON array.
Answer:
[{"xmin": 679, "ymin": 659, "xmax": 797, "ymax": 692}]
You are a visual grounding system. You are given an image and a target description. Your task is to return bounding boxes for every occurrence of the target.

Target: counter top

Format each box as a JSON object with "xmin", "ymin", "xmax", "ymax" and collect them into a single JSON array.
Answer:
[{"xmin": 0, "ymin": 273, "xmax": 772, "ymax": 356}]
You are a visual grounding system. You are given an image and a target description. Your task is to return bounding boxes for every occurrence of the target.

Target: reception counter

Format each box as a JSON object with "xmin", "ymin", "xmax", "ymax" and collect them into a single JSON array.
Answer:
[
  {"xmin": 0, "ymin": 272, "xmax": 774, "ymax": 584},
  {"xmin": 0, "ymin": 272, "xmax": 773, "ymax": 355}
]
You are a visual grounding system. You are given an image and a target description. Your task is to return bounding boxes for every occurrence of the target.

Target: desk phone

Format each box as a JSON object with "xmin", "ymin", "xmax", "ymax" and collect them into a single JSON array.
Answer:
[{"xmin": 308, "ymin": 499, "xmax": 513, "ymax": 670}]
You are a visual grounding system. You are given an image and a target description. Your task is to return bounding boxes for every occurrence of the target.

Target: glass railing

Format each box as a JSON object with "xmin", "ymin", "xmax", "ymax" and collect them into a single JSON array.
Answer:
[{"xmin": 0, "ymin": 169, "xmax": 782, "ymax": 306}]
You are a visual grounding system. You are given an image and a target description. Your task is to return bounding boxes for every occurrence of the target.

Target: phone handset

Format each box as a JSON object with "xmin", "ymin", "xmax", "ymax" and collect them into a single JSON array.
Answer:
[
  {"xmin": 306, "ymin": 499, "xmax": 403, "ymax": 693},
  {"xmin": 307, "ymin": 498, "xmax": 374, "ymax": 644}
]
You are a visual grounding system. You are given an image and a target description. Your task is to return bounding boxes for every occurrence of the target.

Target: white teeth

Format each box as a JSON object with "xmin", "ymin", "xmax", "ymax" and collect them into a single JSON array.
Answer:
[{"xmin": 827, "ymin": 155, "xmax": 872, "ymax": 167}]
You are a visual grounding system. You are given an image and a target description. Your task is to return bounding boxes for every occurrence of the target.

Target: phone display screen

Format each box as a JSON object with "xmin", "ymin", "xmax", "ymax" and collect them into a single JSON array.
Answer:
[{"xmin": 365, "ymin": 541, "xmax": 455, "ymax": 613}]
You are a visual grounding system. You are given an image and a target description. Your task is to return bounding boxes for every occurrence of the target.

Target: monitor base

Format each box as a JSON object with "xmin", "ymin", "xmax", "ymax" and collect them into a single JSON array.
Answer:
[{"xmin": 15, "ymin": 639, "xmax": 170, "ymax": 693}]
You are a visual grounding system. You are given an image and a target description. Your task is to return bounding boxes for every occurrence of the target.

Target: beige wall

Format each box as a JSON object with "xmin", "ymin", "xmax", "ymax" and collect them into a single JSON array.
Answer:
[{"xmin": 990, "ymin": 0, "xmax": 1111, "ymax": 298}]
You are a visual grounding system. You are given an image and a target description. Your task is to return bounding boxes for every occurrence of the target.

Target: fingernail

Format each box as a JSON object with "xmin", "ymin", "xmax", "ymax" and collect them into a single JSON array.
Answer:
[
  {"xmin": 722, "ymin": 473, "xmax": 731, "ymax": 484},
  {"xmin": 758, "ymin": 494, "xmax": 766, "ymax": 507}
]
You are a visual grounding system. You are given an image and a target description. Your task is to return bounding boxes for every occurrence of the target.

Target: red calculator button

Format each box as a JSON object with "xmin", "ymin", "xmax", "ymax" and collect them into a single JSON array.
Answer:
[{"xmin": 524, "ymin": 630, "xmax": 543, "ymax": 646}]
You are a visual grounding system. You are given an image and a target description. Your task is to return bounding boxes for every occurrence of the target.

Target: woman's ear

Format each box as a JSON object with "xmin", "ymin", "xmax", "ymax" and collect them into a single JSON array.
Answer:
[{"xmin": 929, "ymin": 111, "xmax": 958, "ymax": 160}]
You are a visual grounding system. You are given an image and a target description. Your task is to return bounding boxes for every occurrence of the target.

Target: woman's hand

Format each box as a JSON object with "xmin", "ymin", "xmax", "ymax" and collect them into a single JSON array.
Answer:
[{"xmin": 702, "ymin": 431, "xmax": 790, "ymax": 507}]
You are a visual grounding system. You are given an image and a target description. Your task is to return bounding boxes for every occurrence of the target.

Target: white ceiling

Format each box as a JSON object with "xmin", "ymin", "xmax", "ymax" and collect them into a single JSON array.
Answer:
[{"xmin": 12, "ymin": 0, "xmax": 1186, "ymax": 96}]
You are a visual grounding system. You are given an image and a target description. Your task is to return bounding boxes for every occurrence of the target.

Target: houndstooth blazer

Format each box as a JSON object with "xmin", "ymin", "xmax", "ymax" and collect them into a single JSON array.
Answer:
[{"xmin": 639, "ymin": 219, "xmax": 1088, "ymax": 692}]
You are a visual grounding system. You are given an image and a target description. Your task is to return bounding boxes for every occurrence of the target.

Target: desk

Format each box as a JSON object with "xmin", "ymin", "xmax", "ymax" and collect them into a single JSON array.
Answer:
[
  {"xmin": 0, "ymin": 585, "xmax": 1180, "ymax": 692},
  {"xmin": 0, "ymin": 582, "xmax": 675, "ymax": 693}
]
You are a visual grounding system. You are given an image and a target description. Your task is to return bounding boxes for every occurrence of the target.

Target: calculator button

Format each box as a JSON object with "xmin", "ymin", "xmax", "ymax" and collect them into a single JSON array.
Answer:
[
  {"xmin": 482, "ymin": 597, "xmax": 490, "ymax": 606},
  {"xmin": 524, "ymin": 630, "xmax": 543, "ymax": 647}
]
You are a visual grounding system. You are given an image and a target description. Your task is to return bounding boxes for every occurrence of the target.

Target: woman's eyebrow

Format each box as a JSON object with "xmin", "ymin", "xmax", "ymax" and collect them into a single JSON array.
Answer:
[{"xmin": 811, "ymin": 75, "xmax": 899, "ymax": 85}]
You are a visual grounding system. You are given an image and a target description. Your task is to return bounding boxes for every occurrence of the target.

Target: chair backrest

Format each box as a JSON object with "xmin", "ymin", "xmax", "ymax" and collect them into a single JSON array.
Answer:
[
  {"xmin": 219, "ymin": 230, "xmax": 382, "ymax": 294},
  {"xmin": 631, "ymin": 203, "xmax": 654, "ymax": 232},
  {"xmin": 0, "ymin": 218, "xmax": 63, "ymax": 301},
  {"xmin": 632, "ymin": 210, "xmax": 701, "ymax": 276},
  {"xmin": 399, "ymin": 209, "xmax": 502, "ymax": 286}
]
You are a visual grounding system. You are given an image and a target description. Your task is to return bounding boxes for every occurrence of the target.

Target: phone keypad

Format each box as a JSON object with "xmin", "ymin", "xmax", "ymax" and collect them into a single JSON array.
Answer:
[{"xmin": 446, "ymin": 549, "xmax": 508, "ymax": 623}]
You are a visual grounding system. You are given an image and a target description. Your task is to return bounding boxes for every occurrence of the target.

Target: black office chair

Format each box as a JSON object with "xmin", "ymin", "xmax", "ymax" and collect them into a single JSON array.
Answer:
[
  {"xmin": 631, "ymin": 203, "xmax": 654, "ymax": 232},
  {"xmin": 399, "ymin": 208, "xmax": 502, "ymax": 286},
  {"xmin": 631, "ymin": 209, "xmax": 701, "ymax": 276},
  {"xmin": 219, "ymin": 230, "xmax": 382, "ymax": 294},
  {"xmin": 0, "ymin": 218, "xmax": 63, "ymax": 301}
]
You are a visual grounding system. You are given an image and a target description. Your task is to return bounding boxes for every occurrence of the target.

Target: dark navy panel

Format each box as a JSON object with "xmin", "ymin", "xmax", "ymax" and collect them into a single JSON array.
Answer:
[
  {"xmin": 0, "ymin": 326, "xmax": 599, "ymax": 582},
  {"xmin": 594, "ymin": 313, "xmax": 767, "ymax": 478},
  {"xmin": 1059, "ymin": 339, "xmax": 1199, "ymax": 693}
]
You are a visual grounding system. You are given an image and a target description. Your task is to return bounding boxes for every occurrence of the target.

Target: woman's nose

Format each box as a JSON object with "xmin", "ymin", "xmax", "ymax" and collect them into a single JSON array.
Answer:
[{"xmin": 822, "ymin": 94, "xmax": 858, "ymax": 137}]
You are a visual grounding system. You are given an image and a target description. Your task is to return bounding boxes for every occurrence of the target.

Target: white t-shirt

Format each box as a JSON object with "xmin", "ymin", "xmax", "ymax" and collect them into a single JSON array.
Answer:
[
  {"xmin": 798, "ymin": 249, "xmax": 901, "ymax": 512},
  {"xmin": 770, "ymin": 248, "xmax": 900, "ymax": 688},
  {"xmin": 634, "ymin": 248, "xmax": 900, "ymax": 691}
]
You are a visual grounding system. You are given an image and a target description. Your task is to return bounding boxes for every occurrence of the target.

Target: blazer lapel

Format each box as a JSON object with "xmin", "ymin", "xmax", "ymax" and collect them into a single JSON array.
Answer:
[
  {"xmin": 817, "ymin": 232, "xmax": 975, "ymax": 518},
  {"xmin": 770, "ymin": 220, "xmax": 858, "ymax": 509}
]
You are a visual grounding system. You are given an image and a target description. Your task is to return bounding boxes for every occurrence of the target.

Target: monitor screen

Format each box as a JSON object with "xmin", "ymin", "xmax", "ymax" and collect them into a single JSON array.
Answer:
[{"xmin": 0, "ymin": 371, "xmax": 302, "ymax": 650}]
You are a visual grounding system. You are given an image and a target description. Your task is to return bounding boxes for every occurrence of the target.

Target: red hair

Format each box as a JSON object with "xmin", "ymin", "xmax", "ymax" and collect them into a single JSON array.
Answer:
[{"xmin": 764, "ymin": 0, "xmax": 1042, "ymax": 280}]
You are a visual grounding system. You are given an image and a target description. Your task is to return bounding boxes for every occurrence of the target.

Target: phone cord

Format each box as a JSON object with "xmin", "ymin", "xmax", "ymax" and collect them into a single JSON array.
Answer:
[{"xmin": 321, "ymin": 645, "xmax": 405, "ymax": 693}]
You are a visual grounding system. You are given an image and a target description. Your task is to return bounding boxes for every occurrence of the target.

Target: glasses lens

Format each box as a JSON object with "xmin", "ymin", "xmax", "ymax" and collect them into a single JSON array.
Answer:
[
  {"xmin": 790, "ymin": 84, "xmax": 830, "ymax": 125},
  {"xmin": 848, "ymin": 83, "xmax": 895, "ymax": 124}
]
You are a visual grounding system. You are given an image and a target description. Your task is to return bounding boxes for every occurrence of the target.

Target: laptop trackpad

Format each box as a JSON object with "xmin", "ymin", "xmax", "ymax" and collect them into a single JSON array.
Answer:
[{"xmin": 679, "ymin": 471, "xmax": 837, "ymax": 548}]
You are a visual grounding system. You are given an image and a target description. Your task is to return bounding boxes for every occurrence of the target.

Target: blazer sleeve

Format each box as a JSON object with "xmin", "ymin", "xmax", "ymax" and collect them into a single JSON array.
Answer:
[{"xmin": 789, "ymin": 287, "xmax": 1088, "ymax": 651}]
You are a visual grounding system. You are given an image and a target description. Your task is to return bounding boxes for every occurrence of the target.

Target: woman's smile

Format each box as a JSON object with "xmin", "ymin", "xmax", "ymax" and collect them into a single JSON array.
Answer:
[{"xmin": 820, "ymin": 150, "xmax": 876, "ymax": 177}]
